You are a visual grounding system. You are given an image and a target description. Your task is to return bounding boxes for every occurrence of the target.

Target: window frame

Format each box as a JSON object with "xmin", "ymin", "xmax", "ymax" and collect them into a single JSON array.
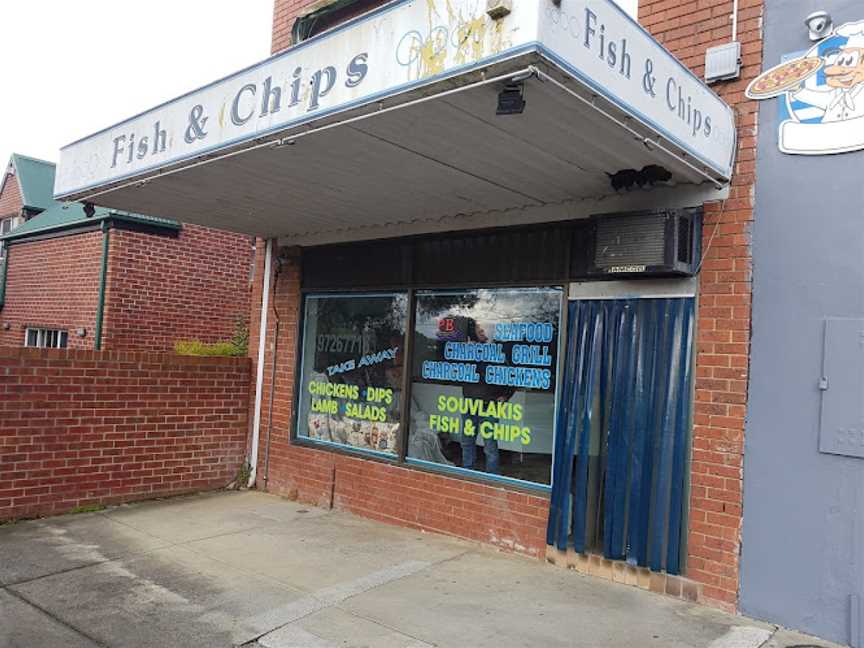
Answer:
[
  {"xmin": 293, "ymin": 290, "xmax": 410, "ymax": 460},
  {"xmin": 24, "ymin": 327, "xmax": 69, "ymax": 349},
  {"xmin": 291, "ymin": 282, "xmax": 568, "ymax": 494},
  {"xmin": 0, "ymin": 215, "xmax": 18, "ymax": 261}
]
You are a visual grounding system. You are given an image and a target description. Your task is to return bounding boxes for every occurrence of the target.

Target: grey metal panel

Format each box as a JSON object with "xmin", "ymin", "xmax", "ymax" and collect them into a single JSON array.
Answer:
[
  {"xmin": 741, "ymin": 1, "xmax": 864, "ymax": 645},
  {"xmin": 820, "ymin": 318, "xmax": 864, "ymax": 459},
  {"xmin": 569, "ymin": 278, "xmax": 697, "ymax": 300}
]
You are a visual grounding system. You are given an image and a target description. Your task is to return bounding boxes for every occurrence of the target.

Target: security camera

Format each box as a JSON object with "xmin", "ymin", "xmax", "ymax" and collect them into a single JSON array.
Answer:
[{"xmin": 805, "ymin": 11, "xmax": 833, "ymax": 41}]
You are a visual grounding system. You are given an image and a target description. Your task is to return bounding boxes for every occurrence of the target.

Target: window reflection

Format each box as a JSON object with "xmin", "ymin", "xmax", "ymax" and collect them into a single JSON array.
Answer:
[
  {"xmin": 408, "ymin": 288, "xmax": 562, "ymax": 485},
  {"xmin": 296, "ymin": 293, "xmax": 407, "ymax": 455}
]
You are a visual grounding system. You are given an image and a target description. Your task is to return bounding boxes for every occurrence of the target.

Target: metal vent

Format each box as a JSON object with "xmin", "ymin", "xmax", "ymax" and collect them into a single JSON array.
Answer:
[
  {"xmin": 585, "ymin": 208, "xmax": 702, "ymax": 279},
  {"xmin": 705, "ymin": 42, "xmax": 741, "ymax": 83},
  {"xmin": 594, "ymin": 214, "xmax": 667, "ymax": 269}
]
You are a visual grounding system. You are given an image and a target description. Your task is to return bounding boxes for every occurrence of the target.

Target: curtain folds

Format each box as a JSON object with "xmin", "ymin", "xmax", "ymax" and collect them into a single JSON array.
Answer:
[{"xmin": 547, "ymin": 298, "xmax": 695, "ymax": 575}]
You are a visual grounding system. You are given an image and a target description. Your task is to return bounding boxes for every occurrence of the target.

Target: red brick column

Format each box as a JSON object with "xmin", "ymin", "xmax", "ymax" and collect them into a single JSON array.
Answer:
[{"xmin": 640, "ymin": 0, "xmax": 763, "ymax": 612}]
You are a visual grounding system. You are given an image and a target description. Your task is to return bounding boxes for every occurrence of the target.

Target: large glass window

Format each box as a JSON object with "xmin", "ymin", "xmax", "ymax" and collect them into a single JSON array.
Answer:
[
  {"xmin": 407, "ymin": 288, "xmax": 562, "ymax": 486},
  {"xmin": 296, "ymin": 293, "xmax": 408, "ymax": 456}
]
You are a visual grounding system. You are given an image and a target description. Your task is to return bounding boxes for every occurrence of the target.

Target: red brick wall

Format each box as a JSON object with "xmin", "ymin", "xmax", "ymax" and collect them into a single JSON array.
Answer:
[
  {"xmin": 250, "ymin": 248, "xmax": 549, "ymax": 556},
  {"xmin": 0, "ymin": 348, "xmax": 250, "ymax": 522},
  {"xmin": 639, "ymin": 0, "xmax": 762, "ymax": 612},
  {"xmin": 0, "ymin": 232, "xmax": 103, "ymax": 349},
  {"xmin": 0, "ymin": 171, "xmax": 22, "ymax": 218},
  {"xmin": 100, "ymin": 224, "xmax": 254, "ymax": 353}
]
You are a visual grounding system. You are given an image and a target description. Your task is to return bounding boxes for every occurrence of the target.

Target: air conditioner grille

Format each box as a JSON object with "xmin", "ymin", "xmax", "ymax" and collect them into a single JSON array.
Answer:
[{"xmin": 594, "ymin": 215, "xmax": 666, "ymax": 269}]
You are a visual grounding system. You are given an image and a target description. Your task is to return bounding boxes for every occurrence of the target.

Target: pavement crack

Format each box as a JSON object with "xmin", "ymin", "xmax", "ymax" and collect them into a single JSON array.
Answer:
[
  {"xmin": 241, "ymin": 558, "xmax": 447, "ymax": 646},
  {"xmin": 2, "ymin": 586, "xmax": 110, "ymax": 647},
  {"xmin": 338, "ymin": 606, "xmax": 437, "ymax": 647},
  {"xmin": 756, "ymin": 625, "xmax": 780, "ymax": 648}
]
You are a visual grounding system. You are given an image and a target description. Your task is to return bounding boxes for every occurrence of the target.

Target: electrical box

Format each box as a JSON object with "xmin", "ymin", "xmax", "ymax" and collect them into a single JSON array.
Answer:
[
  {"xmin": 705, "ymin": 42, "xmax": 742, "ymax": 83},
  {"xmin": 819, "ymin": 318, "xmax": 864, "ymax": 459}
]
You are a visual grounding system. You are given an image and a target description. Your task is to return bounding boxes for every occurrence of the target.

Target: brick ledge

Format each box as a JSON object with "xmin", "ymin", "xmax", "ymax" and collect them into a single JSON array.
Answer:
[{"xmin": 545, "ymin": 546, "xmax": 702, "ymax": 604}]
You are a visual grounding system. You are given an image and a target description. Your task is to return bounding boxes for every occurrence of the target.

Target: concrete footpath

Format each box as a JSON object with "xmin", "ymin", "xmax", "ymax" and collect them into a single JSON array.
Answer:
[{"xmin": 0, "ymin": 491, "xmax": 841, "ymax": 648}]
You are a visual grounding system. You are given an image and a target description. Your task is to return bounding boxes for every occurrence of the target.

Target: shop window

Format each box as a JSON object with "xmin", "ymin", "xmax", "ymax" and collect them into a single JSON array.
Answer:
[
  {"xmin": 407, "ymin": 287, "xmax": 562, "ymax": 486},
  {"xmin": 25, "ymin": 328, "xmax": 68, "ymax": 349},
  {"xmin": 296, "ymin": 293, "xmax": 408, "ymax": 456}
]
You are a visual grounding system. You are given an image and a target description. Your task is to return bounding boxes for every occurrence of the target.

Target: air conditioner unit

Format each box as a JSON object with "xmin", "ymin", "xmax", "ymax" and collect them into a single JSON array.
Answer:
[{"xmin": 583, "ymin": 208, "xmax": 702, "ymax": 278}]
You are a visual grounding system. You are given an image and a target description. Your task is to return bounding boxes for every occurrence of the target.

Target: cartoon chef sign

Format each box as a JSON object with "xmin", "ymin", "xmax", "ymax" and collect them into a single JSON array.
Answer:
[{"xmin": 747, "ymin": 20, "xmax": 864, "ymax": 154}]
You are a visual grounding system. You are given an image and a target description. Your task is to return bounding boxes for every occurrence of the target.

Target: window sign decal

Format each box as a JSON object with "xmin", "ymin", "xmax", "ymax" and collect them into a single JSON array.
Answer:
[
  {"xmin": 297, "ymin": 293, "xmax": 408, "ymax": 456},
  {"xmin": 747, "ymin": 20, "xmax": 864, "ymax": 155},
  {"xmin": 408, "ymin": 287, "xmax": 562, "ymax": 486}
]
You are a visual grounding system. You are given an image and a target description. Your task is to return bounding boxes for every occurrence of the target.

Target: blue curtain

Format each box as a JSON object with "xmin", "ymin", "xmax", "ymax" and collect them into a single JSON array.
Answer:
[{"xmin": 547, "ymin": 298, "xmax": 695, "ymax": 574}]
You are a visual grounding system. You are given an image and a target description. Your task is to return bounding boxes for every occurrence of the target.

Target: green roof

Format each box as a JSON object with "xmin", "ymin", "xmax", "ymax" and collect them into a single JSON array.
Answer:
[
  {"xmin": 11, "ymin": 153, "xmax": 58, "ymax": 211},
  {"xmin": 0, "ymin": 202, "xmax": 180, "ymax": 242},
  {"xmin": 1, "ymin": 154, "xmax": 179, "ymax": 242}
]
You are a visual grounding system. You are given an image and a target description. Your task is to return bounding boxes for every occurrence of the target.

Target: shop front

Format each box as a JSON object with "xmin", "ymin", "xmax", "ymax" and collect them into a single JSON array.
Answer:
[{"xmin": 53, "ymin": 0, "xmax": 739, "ymax": 607}]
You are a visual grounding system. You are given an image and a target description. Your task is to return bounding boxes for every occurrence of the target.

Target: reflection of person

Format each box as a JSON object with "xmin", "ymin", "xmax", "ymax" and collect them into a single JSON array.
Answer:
[{"xmin": 459, "ymin": 319, "xmax": 514, "ymax": 475}]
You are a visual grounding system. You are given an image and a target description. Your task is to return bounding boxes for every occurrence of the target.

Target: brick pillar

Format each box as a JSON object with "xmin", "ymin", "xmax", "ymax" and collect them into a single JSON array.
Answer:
[{"xmin": 640, "ymin": 0, "xmax": 763, "ymax": 612}]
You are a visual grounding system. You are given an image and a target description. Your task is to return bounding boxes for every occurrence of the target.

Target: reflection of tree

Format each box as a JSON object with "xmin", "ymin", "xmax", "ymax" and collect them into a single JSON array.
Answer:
[
  {"xmin": 416, "ymin": 292, "xmax": 480, "ymax": 318},
  {"xmin": 412, "ymin": 288, "xmax": 563, "ymax": 383},
  {"xmin": 310, "ymin": 296, "xmax": 407, "ymax": 389},
  {"xmin": 411, "ymin": 331, "xmax": 438, "ymax": 378},
  {"xmin": 386, "ymin": 294, "xmax": 409, "ymax": 332},
  {"xmin": 423, "ymin": 289, "xmax": 561, "ymax": 333}
]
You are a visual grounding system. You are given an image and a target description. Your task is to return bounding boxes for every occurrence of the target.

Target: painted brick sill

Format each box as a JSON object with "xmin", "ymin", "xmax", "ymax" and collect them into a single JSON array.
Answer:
[{"xmin": 545, "ymin": 546, "xmax": 703, "ymax": 606}]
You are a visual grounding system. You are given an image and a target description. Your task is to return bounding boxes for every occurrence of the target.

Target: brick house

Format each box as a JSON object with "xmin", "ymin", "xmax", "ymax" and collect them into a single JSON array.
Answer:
[
  {"xmin": 0, "ymin": 154, "xmax": 254, "ymax": 351},
  {"xmin": 51, "ymin": 0, "xmax": 759, "ymax": 622},
  {"xmin": 0, "ymin": 154, "xmax": 54, "ymax": 252}
]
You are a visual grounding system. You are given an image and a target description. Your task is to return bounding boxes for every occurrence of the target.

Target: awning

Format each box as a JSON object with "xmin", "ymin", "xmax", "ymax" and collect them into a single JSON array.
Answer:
[{"xmin": 54, "ymin": 0, "xmax": 736, "ymax": 242}]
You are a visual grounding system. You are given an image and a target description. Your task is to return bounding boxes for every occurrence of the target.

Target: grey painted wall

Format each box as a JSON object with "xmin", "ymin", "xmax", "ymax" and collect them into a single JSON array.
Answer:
[{"xmin": 742, "ymin": 1, "xmax": 864, "ymax": 645}]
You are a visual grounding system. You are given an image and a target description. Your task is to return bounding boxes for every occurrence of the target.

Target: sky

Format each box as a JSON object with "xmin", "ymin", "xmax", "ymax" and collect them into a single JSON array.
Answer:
[
  {"xmin": 0, "ymin": 1, "xmax": 274, "ymax": 168},
  {"xmin": 0, "ymin": 0, "xmax": 638, "ymax": 172},
  {"xmin": 620, "ymin": 0, "xmax": 638, "ymax": 18}
]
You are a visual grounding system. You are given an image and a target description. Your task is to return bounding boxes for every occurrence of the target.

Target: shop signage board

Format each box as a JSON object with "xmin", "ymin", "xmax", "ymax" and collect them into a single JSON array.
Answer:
[
  {"xmin": 55, "ymin": 0, "xmax": 736, "ymax": 200},
  {"xmin": 747, "ymin": 19, "xmax": 864, "ymax": 155}
]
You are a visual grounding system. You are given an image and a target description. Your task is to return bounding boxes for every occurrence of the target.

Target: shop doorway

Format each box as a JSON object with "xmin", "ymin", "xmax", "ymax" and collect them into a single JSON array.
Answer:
[{"xmin": 547, "ymin": 296, "xmax": 695, "ymax": 575}]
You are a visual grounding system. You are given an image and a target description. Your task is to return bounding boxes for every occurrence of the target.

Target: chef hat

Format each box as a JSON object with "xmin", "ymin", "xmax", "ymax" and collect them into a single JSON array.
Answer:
[{"xmin": 837, "ymin": 20, "xmax": 864, "ymax": 48}]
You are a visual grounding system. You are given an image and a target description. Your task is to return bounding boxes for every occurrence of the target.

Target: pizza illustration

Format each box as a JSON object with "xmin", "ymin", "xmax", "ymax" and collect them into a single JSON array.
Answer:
[{"xmin": 746, "ymin": 57, "xmax": 824, "ymax": 99}]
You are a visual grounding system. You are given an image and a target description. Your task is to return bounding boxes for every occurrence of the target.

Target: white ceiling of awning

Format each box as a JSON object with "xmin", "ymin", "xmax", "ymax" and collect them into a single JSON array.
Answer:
[{"xmin": 89, "ymin": 63, "xmax": 718, "ymax": 240}]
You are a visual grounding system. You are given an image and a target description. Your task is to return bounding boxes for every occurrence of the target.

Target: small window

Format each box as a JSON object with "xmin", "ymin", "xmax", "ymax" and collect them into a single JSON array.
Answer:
[
  {"xmin": 25, "ymin": 328, "xmax": 68, "ymax": 349},
  {"xmin": 0, "ymin": 216, "xmax": 15, "ymax": 261}
]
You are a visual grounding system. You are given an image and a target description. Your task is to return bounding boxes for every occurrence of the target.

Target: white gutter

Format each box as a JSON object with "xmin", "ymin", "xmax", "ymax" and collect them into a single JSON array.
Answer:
[
  {"xmin": 248, "ymin": 237, "xmax": 273, "ymax": 487},
  {"xmin": 731, "ymin": 0, "xmax": 739, "ymax": 41}
]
